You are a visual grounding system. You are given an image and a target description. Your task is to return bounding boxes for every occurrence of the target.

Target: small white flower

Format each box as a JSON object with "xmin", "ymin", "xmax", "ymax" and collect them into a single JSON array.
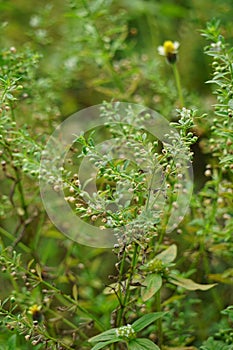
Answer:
[
  {"xmin": 210, "ymin": 41, "xmax": 222, "ymax": 52},
  {"xmin": 115, "ymin": 324, "xmax": 136, "ymax": 339},
  {"xmin": 29, "ymin": 15, "xmax": 40, "ymax": 28},
  {"xmin": 64, "ymin": 57, "xmax": 78, "ymax": 70},
  {"xmin": 180, "ymin": 107, "xmax": 191, "ymax": 119}
]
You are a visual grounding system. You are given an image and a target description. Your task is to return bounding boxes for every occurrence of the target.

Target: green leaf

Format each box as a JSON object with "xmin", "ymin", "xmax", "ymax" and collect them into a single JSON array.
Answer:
[
  {"xmin": 6, "ymin": 93, "xmax": 15, "ymax": 101},
  {"xmin": 170, "ymin": 275, "xmax": 217, "ymax": 291},
  {"xmin": 128, "ymin": 338, "xmax": 160, "ymax": 350},
  {"xmin": 155, "ymin": 244, "xmax": 177, "ymax": 264},
  {"xmin": 89, "ymin": 329, "xmax": 118, "ymax": 343},
  {"xmin": 72, "ymin": 284, "xmax": 78, "ymax": 301},
  {"xmin": 141, "ymin": 274, "xmax": 162, "ymax": 301},
  {"xmin": 200, "ymin": 336, "xmax": 233, "ymax": 350},
  {"xmin": 7, "ymin": 334, "xmax": 17, "ymax": 350},
  {"xmin": 1, "ymin": 298, "xmax": 9, "ymax": 308},
  {"xmin": 35, "ymin": 263, "xmax": 42, "ymax": 280},
  {"xmin": 91, "ymin": 339, "xmax": 120, "ymax": 350},
  {"xmin": 132, "ymin": 312, "xmax": 166, "ymax": 332}
]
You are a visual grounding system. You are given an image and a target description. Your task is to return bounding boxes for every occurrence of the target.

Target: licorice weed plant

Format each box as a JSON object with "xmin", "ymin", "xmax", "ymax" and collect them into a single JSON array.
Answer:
[{"xmin": 0, "ymin": 2, "xmax": 232, "ymax": 349}]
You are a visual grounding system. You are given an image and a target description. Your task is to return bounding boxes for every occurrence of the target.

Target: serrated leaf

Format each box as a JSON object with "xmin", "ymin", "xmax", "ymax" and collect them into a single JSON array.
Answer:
[
  {"xmin": 132, "ymin": 312, "xmax": 166, "ymax": 332},
  {"xmin": 89, "ymin": 329, "xmax": 118, "ymax": 343},
  {"xmin": 155, "ymin": 244, "xmax": 177, "ymax": 264},
  {"xmin": 170, "ymin": 275, "xmax": 217, "ymax": 291},
  {"xmin": 128, "ymin": 338, "xmax": 160, "ymax": 350},
  {"xmin": 141, "ymin": 274, "xmax": 162, "ymax": 301}
]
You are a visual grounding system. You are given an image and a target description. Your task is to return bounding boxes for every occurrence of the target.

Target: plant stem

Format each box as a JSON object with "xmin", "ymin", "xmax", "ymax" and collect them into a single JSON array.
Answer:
[
  {"xmin": 117, "ymin": 243, "xmax": 139, "ymax": 327},
  {"xmin": 81, "ymin": 0, "xmax": 124, "ymax": 93},
  {"xmin": 48, "ymin": 308, "xmax": 88, "ymax": 340},
  {"xmin": 199, "ymin": 170, "xmax": 223, "ymax": 311},
  {"xmin": 41, "ymin": 281, "xmax": 105, "ymax": 332},
  {"xmin": 116, "ymin": 247, "xmax": 127, "ymax": 327},
  {"xmin": 172, "ymin": 63, "xmax": 184, "ymax": 107},
  {"xmin": 155, "ymin": 289, "xmax": 163, "ymax": 347},
  {"xmin": 14, "ymin": 167, "xmax": 29, "ymax": 220},
  {"xmin": 0, "ymin": 226, "xmax": 31, "ymax": 253},
  {"xmin": 123, "ymin": 243, "xmax": 139, "ymax": 306}
]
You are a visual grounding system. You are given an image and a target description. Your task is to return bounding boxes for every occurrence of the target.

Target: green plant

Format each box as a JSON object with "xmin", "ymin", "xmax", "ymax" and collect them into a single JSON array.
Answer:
[
  {"xmin": 89, "ymin": 312, "xmax": 165, "ymax": 350},
  {"xmin": 0, "ymin": 2, "xmax": 233, "ymax": 349}
]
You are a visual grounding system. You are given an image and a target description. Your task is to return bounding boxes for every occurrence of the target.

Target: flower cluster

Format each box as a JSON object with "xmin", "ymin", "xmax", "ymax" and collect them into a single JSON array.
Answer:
[
  {"xmin": 147, "ymin": 259, "xmax": 167, "ymax": 275},
  {"xmin": 115, "ymin": 324, "xmax": 136, "ymax": 340}
]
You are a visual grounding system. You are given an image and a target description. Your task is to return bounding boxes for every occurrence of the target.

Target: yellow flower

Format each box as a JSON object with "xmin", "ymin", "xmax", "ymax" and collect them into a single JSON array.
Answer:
[
  {"xmin": 158, "ymin": 40, "xmax": 179, "ymax": 64},
  {"xmin": 28, "ymin": 304, "xmax": 42, "ymax": 322}
]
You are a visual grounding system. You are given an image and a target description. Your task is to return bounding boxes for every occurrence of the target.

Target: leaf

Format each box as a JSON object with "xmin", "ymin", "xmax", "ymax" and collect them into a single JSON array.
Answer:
[
  {"xmin": 43, "ymin": 229, "xmax": 64, "ymax": 239},
  {"xmin": 27, "ymin": 259, "xmax": 34, "ymax": 270},
  {"xmin": 72, "ymin": 284, "xmax": 78, "ymax": 301},
  {"xmin": 89, "ymin": 329, "xmax": 118, "ymax": 343},
  {"xmin": 132, "ymin": 312, "xmax": 167, "ymax": 332},
  {"xmin": 170, "ymin": 275, "xmax": 217, "ymax": 291},
  {"xmin": 103, "ymin": 281, "xmax": 122, "ymax": 294},
  {"xmin": 6, "ymin": 93, "xmax": 15, "ymax": 101},
  {"xmin": 162, "ymin": 294, "xmax": 185, "ymax": 306},
  {"xmin": 7, "ymin": 334, "xmax": 17, "ymax": 350},
  {"xmin": 91, "ymin": 339, "xmax": 120, "ymax": 350},
  {"xmin": 163, "ymin": 347, "xmax": 198, "ymax": 349},
  {"xmin": 35, "ymin": 263, "xmax": 42, "ymax": 280},
  {"xmin": 128, "ymin": 338, "xmax": 160, "ymax": 350},
  {"xmin": 104, "ymin": 281, "xmax": 137, "ymax": 294},
  {"xmin": 155, "ymin": 244, "xmax": 177, "ymax": 264},
  {"xmin": 141, "ymin": 274, "xmax": 162, "ymax": 301},
  {"xmin": 200, "ymin": 336, "xmax": 233, "ymax": 350},
  {"xmin": 1, "ymin": 298, "xmax": 9, "ymax": 308},
  {"xmin": 208, "ymin": 270, "xmax": 233, "ymax": 284}
]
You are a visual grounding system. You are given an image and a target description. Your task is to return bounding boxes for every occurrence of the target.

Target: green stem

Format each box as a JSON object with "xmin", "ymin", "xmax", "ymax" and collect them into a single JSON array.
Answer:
[
  {"xmin": 48, "ymin": 308, "xmax": 88, "ymax": 340},
  {"xmin": 123, "ymin": 243, "xmax": 139, "ymax": 305},
  {"xmin": 9, "ymin": 101, "xmax": 16, "ymax": 122},
  {"xmin": 155, "ymin": 289, "xmax": 163, "ymax": 347},
  {"xmin": 0, "ymin": 252, "xmax": 105, "ymax": 333},
  {"xmin": 172, "ymin": 63, "xmax": 184, "ymax": 107},
  {"xmin": 0, "ymin": 308, "xmax": 73, "ymax": 350},
  {"xmin": 117, "ymin": 243, "xmax": 139, "ymax": 326},
  {"xmin": 200, "ymin": 169, "xmax": 223, "ymax": 311},
  {"xmin": 14, "ymin": 167, "xmax": 29, "ymax": 220},
  {"xmin": 41, "ymin": 281, "xmax": 105, "ymax": 332},
  {"xmin": 116, "ymin": 248, "xmax": 127, "ymax": 327},
  {"xmin": 81, "ymin": 0, "xmax": 124, "ymax": 93},
  {"xmin": 0, "ymin": 226, "xmax": 31, "ymax": 253}
]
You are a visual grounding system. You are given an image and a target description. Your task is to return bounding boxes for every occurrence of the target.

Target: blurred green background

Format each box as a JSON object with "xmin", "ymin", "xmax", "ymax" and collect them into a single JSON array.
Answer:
[{"xmin": 1, "ymin": 0, "xmax": 233, "ymax": 115}]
